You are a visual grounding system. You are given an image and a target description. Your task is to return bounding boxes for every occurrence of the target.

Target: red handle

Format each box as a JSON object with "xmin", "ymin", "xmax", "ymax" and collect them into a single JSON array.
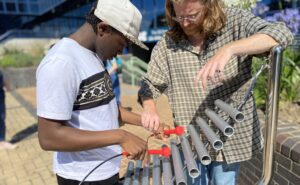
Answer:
[
  {"xmin": 122, "ymin": 151, "xmax": 129, "ymax": 156},
  {"xmin": 123, "ymin": 147, "xmax": 171, "ymax": 157},
  {"xmin": 148, "ymin": 149, "xmax": 161, "ymax": 155},
  {"xmin": 164, "ymin": 126, "xmax": 184, "ymax": 136},
  {"xmin": 148, "ymin": 147, "xmax": 171, "ymax": 157}
]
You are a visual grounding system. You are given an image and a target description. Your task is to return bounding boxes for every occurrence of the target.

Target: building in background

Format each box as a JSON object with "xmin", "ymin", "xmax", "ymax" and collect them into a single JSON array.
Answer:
[
  {"xmin": 0, "ymin": 0, "xmax": 169, "ymax": 61},
  {"xmin": 0, "ymin": 0, "xmax": 93, "ymax": 40},
  {"xmin": 0, "ymin": 0, "xmax": 298, "ymax": 61},
  {"xmin": 266, "ymin": 0, "xmax": 300, "ymax": 10}
]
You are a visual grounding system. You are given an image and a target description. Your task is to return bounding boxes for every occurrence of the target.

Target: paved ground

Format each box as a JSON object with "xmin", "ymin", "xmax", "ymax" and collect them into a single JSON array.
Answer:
[{"xmin": 0, "ymin": 84, "xmax": 174, "ymax": 185}]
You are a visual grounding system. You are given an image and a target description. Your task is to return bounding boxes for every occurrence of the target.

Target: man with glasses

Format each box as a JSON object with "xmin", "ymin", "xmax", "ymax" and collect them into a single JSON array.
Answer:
[
  {"xmin": 36, "ymin": 0, "xmax": 166, "ymax": 184},
  {"xmin": 138, "ymin": 0, "xmax": 293, "ymax": 184}
]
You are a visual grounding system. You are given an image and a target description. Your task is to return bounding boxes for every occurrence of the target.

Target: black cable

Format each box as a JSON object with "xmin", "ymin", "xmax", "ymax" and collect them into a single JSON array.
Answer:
[
  {"xmin": 78, "ymin": 133, "xmax": 157, "ymax": 185},
  {"xmin": 78, "ymin": 153, "xmax": 122, "ymax": 185}
]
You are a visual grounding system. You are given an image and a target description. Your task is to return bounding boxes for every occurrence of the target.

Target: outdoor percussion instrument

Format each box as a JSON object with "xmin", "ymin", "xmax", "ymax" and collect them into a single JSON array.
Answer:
[{"xmin": 122, "ymin": 45, "xmax": 283, "ymax": 185}]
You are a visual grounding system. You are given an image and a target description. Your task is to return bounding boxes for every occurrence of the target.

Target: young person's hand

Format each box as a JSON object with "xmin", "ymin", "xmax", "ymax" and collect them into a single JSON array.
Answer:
[{"xmin": 120, "ymin": 130, "xmax": 147, "ymax": 161}]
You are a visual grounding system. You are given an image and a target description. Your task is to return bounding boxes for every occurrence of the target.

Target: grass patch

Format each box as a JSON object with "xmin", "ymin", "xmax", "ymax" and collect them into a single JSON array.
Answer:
[{"xmin": 0, "ymin": 48, "xmax": 43, "ymax": 68}]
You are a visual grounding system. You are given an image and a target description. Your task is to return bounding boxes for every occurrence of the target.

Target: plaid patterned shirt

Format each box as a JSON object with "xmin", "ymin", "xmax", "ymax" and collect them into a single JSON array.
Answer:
[{"xmin": 138, "ymin": 8, "xmax": 293, "ymax": 163}]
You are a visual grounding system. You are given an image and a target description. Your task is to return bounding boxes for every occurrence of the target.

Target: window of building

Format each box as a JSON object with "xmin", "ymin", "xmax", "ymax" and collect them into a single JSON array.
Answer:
[
  {"xmin": 6, "ymin": 2, "xmax": 16, "ymax": 12},
  {"xmin": 0, "ymin": 2, "xmax": 3, "ymax": 11},
  {"xmin": 18, "ymin": 3, "xmax": 27, "ymax": 13},
  {"xmin": 30, "ymin": 3, "xmax": 39, "ymax": 14}
]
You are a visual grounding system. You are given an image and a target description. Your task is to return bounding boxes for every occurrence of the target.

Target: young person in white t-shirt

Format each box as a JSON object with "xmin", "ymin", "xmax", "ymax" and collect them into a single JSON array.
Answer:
[{"xmin": 36, "ymin": 1, "xmax": 168, "ymax": 184}]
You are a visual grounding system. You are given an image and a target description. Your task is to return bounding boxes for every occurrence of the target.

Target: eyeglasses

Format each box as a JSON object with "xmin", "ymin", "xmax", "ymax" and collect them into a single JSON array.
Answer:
[{"xmin": 172, "ymin": 11, "xmax": 203, "ymax": 23}]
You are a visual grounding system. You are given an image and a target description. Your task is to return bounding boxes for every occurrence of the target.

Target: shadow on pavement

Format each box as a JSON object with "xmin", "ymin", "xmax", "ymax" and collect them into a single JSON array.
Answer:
[{"xmin": 9, "ymin": 123, "xmax": 38, "ymax": 144}]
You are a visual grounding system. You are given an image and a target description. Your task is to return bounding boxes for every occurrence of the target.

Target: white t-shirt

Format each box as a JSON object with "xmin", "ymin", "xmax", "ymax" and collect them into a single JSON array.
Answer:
[{"xmin": 36, "ymin": 38, "xmax": 121, "ymax": 181}]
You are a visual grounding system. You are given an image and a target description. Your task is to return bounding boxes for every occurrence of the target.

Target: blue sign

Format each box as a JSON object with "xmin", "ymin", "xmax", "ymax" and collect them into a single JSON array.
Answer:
[{"xmin": 139, "ymin": 27, "xmax": 169, "ymax": 43}]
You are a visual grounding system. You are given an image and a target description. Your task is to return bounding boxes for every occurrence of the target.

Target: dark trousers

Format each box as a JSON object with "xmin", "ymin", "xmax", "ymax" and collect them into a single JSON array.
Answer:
[
  {"xmin": 56, "ymin": 173, "xmax": 120, "ymax": 185},
  {"xmin": 0, "ymin": 102, "xmax": 6, "ymax": 141}
]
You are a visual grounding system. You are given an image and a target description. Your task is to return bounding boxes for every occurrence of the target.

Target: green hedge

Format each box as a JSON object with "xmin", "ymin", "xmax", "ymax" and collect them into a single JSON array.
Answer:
[
  {"xmin": 0, "ymin": 48, "xmax": 43, "ymax": 68},
  {"xmin": 253, "ymin": 47, "xmax": 300, "ymax": 109}
]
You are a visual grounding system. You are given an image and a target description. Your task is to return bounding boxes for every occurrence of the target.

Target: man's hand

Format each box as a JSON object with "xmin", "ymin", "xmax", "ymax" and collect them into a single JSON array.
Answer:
[
  {"xmin": 120, "ymin": 130, "xmax": 147, "ymax": 161},
  {"xmin": 141, "ymin": 101, "xmax": 160, "ymax": 132},
  {"xmin": 195, "ymin": 45, "xmax": 233, "ymax": 90},
  {"xmin": 153, "ymin": 122, "xmax": 170, "ymax": 141}
]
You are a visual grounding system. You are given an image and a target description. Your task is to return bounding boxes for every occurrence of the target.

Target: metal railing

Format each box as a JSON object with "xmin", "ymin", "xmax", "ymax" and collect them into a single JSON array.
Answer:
[
  {"xmin": 257, "ymin": 45, "xmax": 283, "ymax": 185},
  {"xmin": 0, "ymin": 29, "xmax": 60, "ymax": 44},
  {"xmin": 122, "ymin": 56, "xmax": 148, "ymax": 86}
]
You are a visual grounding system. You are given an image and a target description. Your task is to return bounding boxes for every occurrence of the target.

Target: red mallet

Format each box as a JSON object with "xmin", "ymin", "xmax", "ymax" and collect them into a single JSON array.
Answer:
[
  {"xmin": 122, "ymin": 147, "xmax": 171, "ymax": 157},
  {"xmin": 148, "ymin": 147, "xmax": 171, "ymax": 157},
  {"xmin": 164, "ymin": 126, "xmax": 184, "ymax": 136},
  {"xmin": 122, "ymin": 151, "xmax": 129, "ymax": 156}
]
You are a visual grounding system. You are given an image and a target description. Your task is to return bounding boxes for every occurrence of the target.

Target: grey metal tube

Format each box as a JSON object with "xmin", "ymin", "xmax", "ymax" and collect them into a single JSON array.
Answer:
[
  {"xmin": 205, "ymin": 109, "xmax": 234, "ymax": 137},
  {"xmin": 152, "ymin": 155, "xmax": 162, "ymax": 185},
  {"xmin": 133, "ymin": 160, "xmax": 142, "ymax": 185},
  {"xmin": 171, "ymin": 139, "xmax": 187, "ymax": 185},
  {"xmin": 196, "ymin": 117, "xmax": 223, "ymax": 150},
  {"xmin": 188, "ymin": 125, "xmax": 211, "ymax": 165},
  {"xmin": 215, "ymin": 99, "xmax": 245, "ymax": 123},
  {"xmin": 257, "ymin": 46, "xmax": 283, "ymax": 185},
  {"xmin": 162, "ymin": 155, "xmax": 173, "ymax": 185},
  {"xmin": 141, "ymin": 166, "xmax": 149, "ymax": 185},
  {"xmin": 123, "ymin": 161, "xmax": 134, "ymax": 185},
  {"xmin": 180, "ymin": 136, "xmax": 200, "ymax": 178}
]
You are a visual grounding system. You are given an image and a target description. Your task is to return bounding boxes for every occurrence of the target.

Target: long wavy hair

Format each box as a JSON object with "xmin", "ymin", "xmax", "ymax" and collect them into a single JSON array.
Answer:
[{"xmin": 165, "ymin": 0, "xmax": 226, "ymax": 42}]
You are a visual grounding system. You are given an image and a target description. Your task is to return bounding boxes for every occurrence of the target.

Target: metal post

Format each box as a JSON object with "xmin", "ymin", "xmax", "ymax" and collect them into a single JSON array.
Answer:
[{"xmin": 257, "ymin": 45, "xmax": 283, "ymax": 185}]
